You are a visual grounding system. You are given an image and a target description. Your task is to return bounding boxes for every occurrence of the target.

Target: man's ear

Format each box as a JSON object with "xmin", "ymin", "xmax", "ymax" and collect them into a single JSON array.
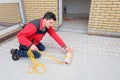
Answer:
[{"xmin": 43, "ymin": 18, "xmax": 47, "ymax": 23}]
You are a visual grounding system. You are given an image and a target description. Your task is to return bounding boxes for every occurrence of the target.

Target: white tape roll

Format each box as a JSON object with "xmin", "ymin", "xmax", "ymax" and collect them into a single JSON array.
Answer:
[{"xmin": 64, "ymin": 52, "xmax": 72, "ymax": 64}]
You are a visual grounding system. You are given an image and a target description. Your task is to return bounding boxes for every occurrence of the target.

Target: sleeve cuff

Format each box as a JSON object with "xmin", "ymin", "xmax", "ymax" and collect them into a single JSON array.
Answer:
[
  {"xmin": 63, "ymin": 45, "xmax": 67, "ymax": 49},
  {"xmin": 28, "ymin": 43, "xmax": 33, "ymax": 49}
]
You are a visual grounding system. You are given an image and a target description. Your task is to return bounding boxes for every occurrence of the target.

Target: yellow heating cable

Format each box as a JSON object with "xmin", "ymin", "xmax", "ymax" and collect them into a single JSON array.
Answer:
[{"xmin": 27, "ymin": 49, "xmax": 64, "ymax": 74}]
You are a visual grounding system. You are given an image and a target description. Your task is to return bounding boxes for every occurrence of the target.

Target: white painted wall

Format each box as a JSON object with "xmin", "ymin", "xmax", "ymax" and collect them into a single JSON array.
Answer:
[{"xmin": 63, "ymin": 0, "xmax": 90, "ymax": 14}]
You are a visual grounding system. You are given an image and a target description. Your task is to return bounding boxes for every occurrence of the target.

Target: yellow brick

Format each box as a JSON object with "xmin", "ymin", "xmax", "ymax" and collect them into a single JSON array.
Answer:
[
  {"xmin": 111, "ymin": 13, "xmax": 120, "ymax": 17},
  {"xmin": 95, "ymin": 2, "xmax": 101, "ymax": 4},
  {"xmin": 94, "ymin": 21, "xmax": 103, "ymax": 23},
  {"xmin": 99, "ymin": 18, "xmax": 108, "ymax": 21},
  {"xmin": 23, "ymin": 0, "xmax": 59, "ymax": 26},
  {"xmin": 107, "ymin": 5, "xmax": 118, "ymax": 8},
  {"xmin": 95, "ymin": 16, "xmax": 104, "ymax": 18},
  {"xmin": 91, "ymin": 1, "xmax": 95, "ymax": 4},
  {"xmin": 109, "ymin": 19, "xmax": 119, "ymax": 22},
  {"xmin": 92, "ymin": 18, "xmax": 99, "ymax": 20},
  {"xmin": 98, "ymin": 23, "xmax": 108, "ymax": 26},
  {"xmin": 0, "ymin": 3, "xmax": 21, "ymax": 23},
  {"xmin": 98, "ymin": 0, "xmax": 107, "ymax": 1},
  {"xmin": 103, "ymin": 21, "xmax": 114, "ymax": 24},
  {"xmin": 113, "ymin": 2, "xmax": 120, "ymax": 5},
  {"xmin": 107, "ymin": 10, "xmax": 116, "ymax": 13},
  {"xmin": 101, "ymin": 8, "xmax": 111, "ymax": 10},
  {"xmin": 94, "ymin": 8, "xmax": 101, "ymax": 10},
  {"xmin": 118, "ymin": 5, "xmax": 120, "ymax": 7},
  {"xmin": 93, "ymin": 13, "xmax": 100, "ymax": 15},
  {"xmin": 108, "ymin": 0, "xmax": 119, "ymax": 1},
  {"xmin": 89, "ymin": 0, "xmax": 120, "ymax": 33},
  {"xmin": 104, "ymin": 26, "xmax": 112, "ymax": 29},
  {"xmin": 97, "ymin": 5, "xmax": 107, "ymax": 8},
  {"xmin": 91, "ymin": 27, "xmax": 97, "ymax": 30},
  {"xmin": 108, "ymin": 24, "xmax": 119, "ymax": 27},
  {"xmin": 92, "ymin": 22, "xmax": 98, "ymax": 25},
  {"xmin": 104, "ymin": 16, "xmax": 114, "ymax": 19},
  {"xmin": 97, "ymin": 29, "xmax": 106, "ymax": 31},
  {"xmin": 102, "ymin": 2, "xmax": 113, "ymax": 5},
  {"xmin": 114, "ymin": 22, "xmax": 120, "ymax": 25},
  {"xmin": 90, "ymin": 9, "xmax": 96, "ymax": 12},
  {"xmin": 116, "ymin": 11, "xmax": 120, "ymax": 13},
  {"xmin": 106, "ymin": 29, "xmax": 116, "ymax": 32},
  {"xmin": 116, "ymin": 30, "xmax": 120, "ymax": 32},
  {"xmin": 100, "ymin": 13, "xmax": 110, "ymax": 16},
  {"xmin": 91, "ymin": 5, "xmax": 97, "ymax": 7},
  {"xmin": 96, "ymin": 10, "xmax": 105, "ymax": 13},
  {"xmin": 94, "ymin": 25, "xmax": 103, "ymax": 28},
  {"xmin": 112, "ymin": 8, "xmax": 120, "ymax": 10}
]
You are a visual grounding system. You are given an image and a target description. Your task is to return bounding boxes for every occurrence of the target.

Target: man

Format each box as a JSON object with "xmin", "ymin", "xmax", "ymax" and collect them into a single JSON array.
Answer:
[{"xmin": 10, "ymin": 12, "xmax": 72, "ymax": 61}]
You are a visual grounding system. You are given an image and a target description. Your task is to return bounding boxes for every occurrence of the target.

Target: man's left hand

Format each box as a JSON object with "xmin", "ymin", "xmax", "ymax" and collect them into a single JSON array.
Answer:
[{"xmin": 65, "ymin": 47, "xmax": 73, "ymax": 53}]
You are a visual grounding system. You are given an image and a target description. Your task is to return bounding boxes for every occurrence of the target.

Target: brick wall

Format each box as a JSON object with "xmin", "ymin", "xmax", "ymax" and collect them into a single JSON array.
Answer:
[
  {"xmin": 23, "ymin": 0, "xmax": 58, "ymax": 26},
  {"xmin": 0, "ymin": 3, "xmax": 21, "ymax": 24},
  {"xmin": 88, "ymin": 0, "xmax": 120, "ymax": 37}
]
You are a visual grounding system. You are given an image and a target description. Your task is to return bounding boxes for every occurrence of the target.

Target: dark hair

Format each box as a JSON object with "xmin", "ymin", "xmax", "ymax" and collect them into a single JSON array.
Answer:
[{"xmin": 43, "ymin": 12, "xmax": 56, "ymax": 21}]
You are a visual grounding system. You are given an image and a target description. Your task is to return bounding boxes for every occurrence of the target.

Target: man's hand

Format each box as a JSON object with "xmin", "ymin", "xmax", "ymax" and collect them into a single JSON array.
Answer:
[
  {"xmin": 30, "ymin": 44, "xmax": 38, "ymax": 51},
  {"xmin": 64, "ymin": 47, "xmax": 73, "ymax": 64},
  {"xmin": 65, "ymin": 47, "xmax": 73, "ymax": 53}
]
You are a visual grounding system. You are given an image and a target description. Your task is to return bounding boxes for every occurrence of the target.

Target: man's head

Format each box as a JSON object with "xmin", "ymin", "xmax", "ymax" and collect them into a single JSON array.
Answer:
[{"xmin": 43, "ymin": 12, "xmax": 56, "ymax": 28}]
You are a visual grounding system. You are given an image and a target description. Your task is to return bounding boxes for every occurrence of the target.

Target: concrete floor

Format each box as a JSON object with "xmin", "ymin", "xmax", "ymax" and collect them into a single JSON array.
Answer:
[
  {"xmin": 61, "ymin": 14, "xmax": 89, "ymax": 34},
  {"xmin": 59, "ymin": 20, "xmax": 88, "ymax": 33},
  {"xmin": 0, "ymin": 17, "xmax": 120, "ymax": 80},
  {"xmin": 0, "ymin": 30, "xmax": 120, "ymax": 80}
]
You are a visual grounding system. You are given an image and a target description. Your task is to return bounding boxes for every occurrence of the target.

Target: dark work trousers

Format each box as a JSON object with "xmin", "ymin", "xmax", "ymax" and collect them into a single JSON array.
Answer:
[{"xmin": 17, "ymin": 43, "xmax": 45, "ymax": 58}]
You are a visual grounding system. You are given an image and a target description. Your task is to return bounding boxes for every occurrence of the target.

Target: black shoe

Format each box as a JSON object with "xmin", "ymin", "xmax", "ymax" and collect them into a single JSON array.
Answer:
[{"xmin": 10, "ymin": 49, "xmax": 19, "ymax": 61}]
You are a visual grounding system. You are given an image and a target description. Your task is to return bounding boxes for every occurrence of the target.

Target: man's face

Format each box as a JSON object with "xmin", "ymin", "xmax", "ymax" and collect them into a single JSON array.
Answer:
[{"xmin": 44, "ymin": 19, "xmax": 55, "ymax": 28}]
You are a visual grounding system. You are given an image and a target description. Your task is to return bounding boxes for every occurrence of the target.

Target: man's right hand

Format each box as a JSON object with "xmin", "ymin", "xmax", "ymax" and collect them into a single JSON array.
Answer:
[
  {"xmin": 65, "ymin": 47, "xmax": 73, "ymax": 53},
  {"xmin": 30, "ymin": 44, "xmax": 38, "ymax": 51}
]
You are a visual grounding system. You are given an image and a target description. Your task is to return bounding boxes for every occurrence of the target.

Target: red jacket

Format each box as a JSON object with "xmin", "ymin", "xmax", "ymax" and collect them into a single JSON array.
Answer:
[{"xmin": 17, "ymin": 19, "xmax": 66, "ymax": 48}]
